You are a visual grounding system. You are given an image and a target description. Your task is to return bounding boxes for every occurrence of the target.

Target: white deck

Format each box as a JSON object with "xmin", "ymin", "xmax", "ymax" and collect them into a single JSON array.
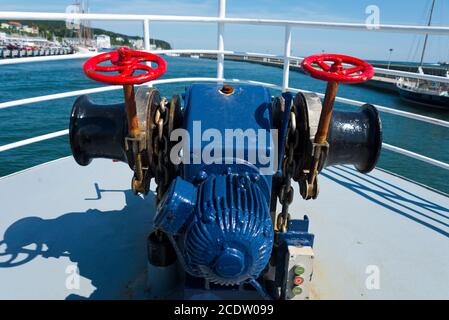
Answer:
[{"xmin": 0, "ymin": 157, "xmax": 448, "ymax": 299}]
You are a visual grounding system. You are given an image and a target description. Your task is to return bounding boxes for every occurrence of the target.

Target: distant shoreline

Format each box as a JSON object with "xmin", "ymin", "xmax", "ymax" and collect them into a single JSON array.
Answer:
[{"xmin": 0, "ymin": 19, "xmax": 171, "ymax": 50}]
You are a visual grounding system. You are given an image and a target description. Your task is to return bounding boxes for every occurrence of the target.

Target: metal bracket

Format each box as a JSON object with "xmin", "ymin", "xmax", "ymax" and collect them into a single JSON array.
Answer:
[
  {"xmin": 299, "ymin": 141, "xmax": 328, "ymax": 200},
  {"xmin": 126, "ymin": 134, "xmax": 150, "ymax": 194}
]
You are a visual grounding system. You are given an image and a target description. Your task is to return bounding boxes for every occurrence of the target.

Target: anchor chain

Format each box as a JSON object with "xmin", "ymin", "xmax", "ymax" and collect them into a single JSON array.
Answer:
[
  {"xmin": 130, "ymin": 96, "xmax": 172, "ymax": 200},
  {"xmin": 153, "ymin": 97, "xmax": 170, "ymax": 203},
  {"xmin": 148, "ymin": 95, "xmax": 182, "ymax": 203},
  {"xmin": 277, "ymin": 106, "xmax": 300, "ymax": 233}
]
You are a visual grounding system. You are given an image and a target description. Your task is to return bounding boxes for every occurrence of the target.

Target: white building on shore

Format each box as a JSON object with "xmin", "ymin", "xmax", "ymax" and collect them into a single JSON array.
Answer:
[
  {"xmin": 0, "ymin": 22, "xmax": 39, "ymax": 35},
  {"xmin": 21, "ymin": 25, "xmax": 39, "ymax": 35},
  {"xmin": 129, "ymin": 38, "xmax": 143, "ymax": 50},
  {"xmin": 95, "ymin": 34, "xmax": 111, "ymax": 49}
]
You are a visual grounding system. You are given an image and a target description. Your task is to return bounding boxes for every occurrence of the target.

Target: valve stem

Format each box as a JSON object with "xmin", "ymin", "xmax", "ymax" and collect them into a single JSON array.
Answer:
[
  {"xmin": 308, "ymin": 81, "xmax": 339, "ymax": 187},
  {"xmin": 123, "ymin": 84, "xmax": 140, "ymax": 138}
]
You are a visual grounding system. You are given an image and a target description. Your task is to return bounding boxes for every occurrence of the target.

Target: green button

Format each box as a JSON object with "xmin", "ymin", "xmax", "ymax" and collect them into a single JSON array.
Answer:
[
  {"xmin": 292, "ymin": 286, "xmax": 303, "ymax": 296},
  {"xmin": 294, "ymin": 265, "xmax": 305, "ymax": 275}
]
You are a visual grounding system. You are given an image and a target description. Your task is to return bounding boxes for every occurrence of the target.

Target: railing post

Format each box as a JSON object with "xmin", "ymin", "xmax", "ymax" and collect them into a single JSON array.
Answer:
[
  {"xmin": 282, "ymin": 25, "xmax": 292, "ymax": 92},
  {"xmin": 217, "ymin": 0, "xmax": 226, "ymax": 80},
  {"xmin": 143, "ymin": 19, "xmax": 153, "ymax": 87},
  {"xmin": 143, "ymin": 19, "xmax": 150, "ymax": 51}
]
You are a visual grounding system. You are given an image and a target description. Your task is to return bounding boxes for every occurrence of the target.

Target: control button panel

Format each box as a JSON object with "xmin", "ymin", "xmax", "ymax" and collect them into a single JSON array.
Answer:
[{"xmin": 286, "ymin": 246, "xmax": 314, "ymax": 300}]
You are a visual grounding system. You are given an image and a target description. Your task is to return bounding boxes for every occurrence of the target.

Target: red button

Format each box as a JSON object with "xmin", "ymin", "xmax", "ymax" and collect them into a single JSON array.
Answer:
[{"xmin": 294, "ymin": 276, "xmax": 304, "ymax": 286}]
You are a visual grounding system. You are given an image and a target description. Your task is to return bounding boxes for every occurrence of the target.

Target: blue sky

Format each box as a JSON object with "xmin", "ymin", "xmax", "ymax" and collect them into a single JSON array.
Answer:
[{"xmin": 1, "ymin": 0, "xmax": 448, "ymax": 62}]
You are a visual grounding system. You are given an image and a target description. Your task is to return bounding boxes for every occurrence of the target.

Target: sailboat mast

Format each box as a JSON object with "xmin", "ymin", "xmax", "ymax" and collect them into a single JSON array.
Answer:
[{"xmin": 419, "ymin": 0, "xmax": 436, "ymax": 66}]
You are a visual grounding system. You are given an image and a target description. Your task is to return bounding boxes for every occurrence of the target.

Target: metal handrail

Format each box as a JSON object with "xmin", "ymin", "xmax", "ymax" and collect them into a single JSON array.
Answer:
[
  {"xmin": 382, "ymin": 144, "xmax": 449, "ymax": 171},
  {"xmin": 0, "ymin": 0, "xmax": 448, "ymax": 174},
  {"xmin": 0, "ymin": 129, "xmax": 69, "ymax": 153},
  {"xmin": 1, "ymin": 72, "xmax": 448, "ymax": 129},
  {"xmin": 1, "ymin": 11, "xmax": 449, "ymax": 35},
  {"xmin": 0, "ymin": 77, "xmax": 447, "ymax": 172},
  {"xmin": 2, "ymin": 49, "xmax": 449, "ymax": 84}
]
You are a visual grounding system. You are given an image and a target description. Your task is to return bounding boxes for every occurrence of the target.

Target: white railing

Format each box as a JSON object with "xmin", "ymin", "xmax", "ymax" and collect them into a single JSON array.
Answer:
[
  {"xmin": 0, "ymin": 0, "xmax": 448, "ymax": 174},
  {"xmin": 2, "ymin": 50, "xmax": 449, "ymax": 84}
]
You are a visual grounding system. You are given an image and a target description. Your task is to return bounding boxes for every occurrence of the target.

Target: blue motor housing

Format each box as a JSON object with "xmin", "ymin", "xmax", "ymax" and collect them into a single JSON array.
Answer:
[
  {"xmin": 154, "ymin": 83, "xmax": 275, "ymax": 285},
  {"xmin": 156, "ymin": 174, "xmax": 273, "ymax": 285}
]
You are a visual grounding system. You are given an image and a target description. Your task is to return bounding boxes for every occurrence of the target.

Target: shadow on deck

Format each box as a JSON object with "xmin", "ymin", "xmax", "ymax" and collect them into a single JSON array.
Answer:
[
  {"xmin": 0, "ymin": 185, "xmax": 156, "ymax": 299},
  {"xmin": 322, "ymin": 166, "xmax": 449, "ymax": 238}
]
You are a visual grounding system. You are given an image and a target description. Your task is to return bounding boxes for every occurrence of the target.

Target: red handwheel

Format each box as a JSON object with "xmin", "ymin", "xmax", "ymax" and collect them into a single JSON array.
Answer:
[
  {"xmin": 83, "ymin": 47, "xmax": 167, "ymax": 85},
  {"xmin": 301, "ymin": 54, "xmax": 374, "ymax": 83},
  {"xmin": 299, "ymin": 54, "xmax": 374, "ymax": 199}
]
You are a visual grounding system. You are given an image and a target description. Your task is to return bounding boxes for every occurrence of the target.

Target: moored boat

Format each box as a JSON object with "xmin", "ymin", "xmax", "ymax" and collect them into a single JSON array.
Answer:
[
  {"xmin": 397, "ymin": 77, "xmax": 449, "ymax": 108},
  {"xmin": 396, "ymin": 0, "xmax": 449, "ymax": 108}
]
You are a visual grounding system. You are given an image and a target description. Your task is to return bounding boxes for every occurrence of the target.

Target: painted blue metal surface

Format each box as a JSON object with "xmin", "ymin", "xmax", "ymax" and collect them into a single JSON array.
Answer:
[
  {"xmin": 182, "ymin": 83, "xmax": 274, "ymax": 193},
  {"xmin": 278, "ymin": 216, "xmax": 315, "ymax": 248},
  {"xmin": 154, "ymin": 177, "xmax": 197, "ymax": 234},
  {"xmin": 154, "ymin": 83, "xmax": 275, "ymax": 285},
  {"xmin": 182, "ymin": 173, "xmax": 273, "ymax": 285}
]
